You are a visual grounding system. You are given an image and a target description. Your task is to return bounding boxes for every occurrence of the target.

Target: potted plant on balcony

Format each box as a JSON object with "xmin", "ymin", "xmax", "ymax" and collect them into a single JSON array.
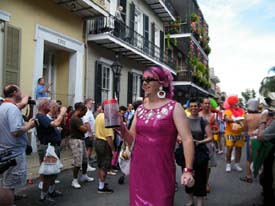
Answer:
[{"xmin": 190, "ymin": 13, "xmax": 200, "ymax": 41}]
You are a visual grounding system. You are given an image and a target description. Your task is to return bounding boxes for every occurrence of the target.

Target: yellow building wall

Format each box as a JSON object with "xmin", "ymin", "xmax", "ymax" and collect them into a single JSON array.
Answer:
[
  {"xmin": 55, "ymin": 50, "xmax": 70, "ymax": 106},
  {"xmin": 0, "ymin": 0, "xmax": 83, "ymax": 97}
]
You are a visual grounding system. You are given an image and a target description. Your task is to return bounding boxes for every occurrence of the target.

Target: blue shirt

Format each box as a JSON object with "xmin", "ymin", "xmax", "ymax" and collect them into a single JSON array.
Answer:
[
  {"xmin": 36, "ymin": 113, "xmax": 61, "ymax": 145},
  {"xmin": 36, "ymin": 84, "xmax": 49, "ymax": 99}
]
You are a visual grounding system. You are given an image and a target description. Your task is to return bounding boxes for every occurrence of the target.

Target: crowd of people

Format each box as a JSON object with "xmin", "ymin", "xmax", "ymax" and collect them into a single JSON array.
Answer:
[{"xmin": 0, "ymin": 66, "xmax": 274, "ymax": 206}]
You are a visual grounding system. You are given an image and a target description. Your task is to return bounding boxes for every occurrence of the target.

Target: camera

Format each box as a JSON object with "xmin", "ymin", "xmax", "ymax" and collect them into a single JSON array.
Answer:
[
  {"xmin": 33, "ymin": 118, "xmax": 39, "ymax": 127},
  {"xmin": 268, "ymin": 111, "xmax": 274, "ymax": 117},
  {"xmin": 28, "ymin": 97, "xmax": 36, "ymax": 105},
  {"xmin": 0, "ymin": 150, "xmax": 17, "ymax": 174}
]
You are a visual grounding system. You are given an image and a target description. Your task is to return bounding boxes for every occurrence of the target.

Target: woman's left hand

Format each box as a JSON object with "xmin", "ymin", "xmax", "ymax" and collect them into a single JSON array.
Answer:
[{"xmin": 181, "ymin": 172, "xmax": 195, "ymax": 187}]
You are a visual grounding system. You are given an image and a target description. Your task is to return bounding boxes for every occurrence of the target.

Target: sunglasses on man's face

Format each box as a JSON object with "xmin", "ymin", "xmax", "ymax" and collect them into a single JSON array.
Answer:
[{"xmin": 142, "ymin": 77, "xmax": 158, "ymax": 83}]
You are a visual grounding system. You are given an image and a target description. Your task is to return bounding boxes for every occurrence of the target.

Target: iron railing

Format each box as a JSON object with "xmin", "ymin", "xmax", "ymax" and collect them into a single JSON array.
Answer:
[{"xmin": 88, "ymin": 15, "xmax": 176, "ymax": 68}]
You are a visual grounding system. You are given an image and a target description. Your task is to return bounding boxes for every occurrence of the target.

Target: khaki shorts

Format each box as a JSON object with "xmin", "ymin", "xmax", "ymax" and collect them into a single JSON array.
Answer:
[
  {"xmin": 69, "ymin": 139, "xmax": 87, "ymax": 167},
  {"xmin": 0, "ymin": 153, "xmax": 27, "ymax": 189},
  {"xmin": 225, "ymin": 135, "xmax": 245, "ymax": 147}
]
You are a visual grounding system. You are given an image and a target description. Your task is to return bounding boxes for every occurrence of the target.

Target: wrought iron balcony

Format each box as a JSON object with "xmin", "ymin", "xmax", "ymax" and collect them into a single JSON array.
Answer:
[
  {"xmin": 88, "ymin": 15, "xmax": 176, "ymax": 73},
  {"xmin": 54, "ymin": 0, "xmax": 109, "ymax": 18},
  {"xmin": 144, "ymin": 0, "xmax": 176, "ymax": 22},
  {"xmin": 175, "ymin": 68, "xmax": 193, "ymax": 81}
]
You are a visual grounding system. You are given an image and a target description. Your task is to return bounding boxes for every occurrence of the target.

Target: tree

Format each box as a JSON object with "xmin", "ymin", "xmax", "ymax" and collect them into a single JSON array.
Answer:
[
  {"xmin": 241, "ymin": 88, "xmax": 256, "ymax": 103},
  {"xmin": 259, "ymin": 66, "xmax": 275, "ymax": 97}
]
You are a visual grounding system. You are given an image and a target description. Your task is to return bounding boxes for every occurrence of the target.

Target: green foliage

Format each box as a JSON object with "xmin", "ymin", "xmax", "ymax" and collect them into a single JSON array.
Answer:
[
  {"xmin": 260, "ymin": 75, "xmax": 275, "ymax": 96},
  {"xmin": 241, "ymin": 88, "xmax": 256, "ymax": 103},
  {"xmin": 191, "ymin": 13, "xmax": 199, "ymax": 23}
]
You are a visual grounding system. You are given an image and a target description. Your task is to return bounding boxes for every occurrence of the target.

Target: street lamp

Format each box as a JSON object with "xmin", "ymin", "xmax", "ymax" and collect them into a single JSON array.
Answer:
[{"xmin": 111, "ymin": 54, "xmax": 123, "ymax": 102}]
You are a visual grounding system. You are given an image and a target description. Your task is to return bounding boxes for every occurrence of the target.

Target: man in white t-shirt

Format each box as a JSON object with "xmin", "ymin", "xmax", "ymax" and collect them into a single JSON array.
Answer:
[{"xmin": 82, "ymin": 98, "xmax": 96, "ymax": 171}]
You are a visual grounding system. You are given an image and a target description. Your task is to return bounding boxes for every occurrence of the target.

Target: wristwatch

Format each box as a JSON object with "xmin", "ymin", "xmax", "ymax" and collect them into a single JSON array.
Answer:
[{"xmin": 183, "ymin": 167, "xmax": 193, "ymax": 174}]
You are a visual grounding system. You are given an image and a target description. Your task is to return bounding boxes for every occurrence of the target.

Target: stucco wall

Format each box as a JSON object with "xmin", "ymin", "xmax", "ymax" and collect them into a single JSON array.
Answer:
[
  {"xmin": 87, "ymin": 42, "xmax": 145, "ymax": 106},
  {"xmin": 0, "ymin": 0, "xmax": 83, "ymax": 97}
]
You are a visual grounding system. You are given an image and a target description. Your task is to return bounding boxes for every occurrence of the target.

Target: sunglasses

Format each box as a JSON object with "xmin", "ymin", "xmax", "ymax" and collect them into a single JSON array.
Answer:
[{"xmin": 142, "ymin": 77, "xmax": 158, "ymax": 83}]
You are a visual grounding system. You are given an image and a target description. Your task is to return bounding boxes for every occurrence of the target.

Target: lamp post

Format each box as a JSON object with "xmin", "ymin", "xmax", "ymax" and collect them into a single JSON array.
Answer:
[{"xmin": 111, "ymin": 54, "xmax": 122, "ymax": 102}]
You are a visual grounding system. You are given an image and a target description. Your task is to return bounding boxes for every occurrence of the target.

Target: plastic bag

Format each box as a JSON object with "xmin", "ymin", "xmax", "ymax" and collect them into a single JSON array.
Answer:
[
  {"xmin": 118, "ymin": 141, "xmax": 134, "ymax": 175},
  {"xmin": 39, "ymin": 143, "xmax": 61, "ymax": 175}
]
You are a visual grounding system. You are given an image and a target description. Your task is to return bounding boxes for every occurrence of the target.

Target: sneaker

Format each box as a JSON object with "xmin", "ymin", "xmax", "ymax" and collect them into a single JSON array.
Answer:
[
  {"xmin": 118, "ymin": 176, "xmax": 125, "ymax": 185},
  {"xmin": 71, "ymin": 179, "xmax": 81, "ymax": 189},
  {"xmin": 40, "ymin": 196, "xmax": 56, "ymax": 205},
  {"xmin": 233, "ymin": 163, "xmax": 243, "ymax": 172},
  {"xmin": 49, "ymin": 190, "xmax": 63, "ymax": 198},
  {"xmin": 79, "ymin": 174, "xmax": 94, "ymax": 182},
  {"xmin": 97, "ymin": 186, "xmax": 114, "ymax": 194},
  {"xmin": 107, "ymin": 170, "xmax": 117, "ymax": 176},
  {"xmin": 112, "ymin": 166, "xmax": 119, "ymax": 172},
  {"xmin": 87, "ymin": 165, "xmax": 96, "ymax": 172},
  {"xmin": 225, "ymin": 163, "xmax": 231, "ymax": 172}
]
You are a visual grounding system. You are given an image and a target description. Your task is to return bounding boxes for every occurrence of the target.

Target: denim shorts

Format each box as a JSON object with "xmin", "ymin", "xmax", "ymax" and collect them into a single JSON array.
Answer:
[{"xmin": 0, "ymin": 153, "xmax": 27, "ymax": 189}]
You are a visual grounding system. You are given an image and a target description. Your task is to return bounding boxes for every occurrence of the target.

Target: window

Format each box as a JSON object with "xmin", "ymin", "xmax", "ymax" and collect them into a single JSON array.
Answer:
[
  {"xmin": 101, "ymin": 64, "xmax": 113, "ymax": 101},
  {"xmin": 127, "ymin": 71, "xmax": 142, "ymax": 103},
  {"xmin": 132, "ymin": 73, "xmax": 141, "ymax": 101}
]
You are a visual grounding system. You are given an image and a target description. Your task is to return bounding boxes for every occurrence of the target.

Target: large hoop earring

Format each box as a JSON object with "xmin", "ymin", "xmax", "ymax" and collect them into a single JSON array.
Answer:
[{"xmin": 157, "ymin": 86, "xmax": 166, "ymax": 99}]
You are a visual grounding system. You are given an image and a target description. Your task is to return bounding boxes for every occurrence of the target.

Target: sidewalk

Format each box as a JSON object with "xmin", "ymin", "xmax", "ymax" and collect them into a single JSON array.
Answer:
[{"xmin": 26, "ymin": 149, "xmax": 73, "ymax": 180}]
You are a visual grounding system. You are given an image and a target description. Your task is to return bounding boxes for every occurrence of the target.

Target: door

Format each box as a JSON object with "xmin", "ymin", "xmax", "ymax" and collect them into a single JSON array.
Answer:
[{"xmin": 43, "ymin": 51, "xmax": 56, "ymax": 99}]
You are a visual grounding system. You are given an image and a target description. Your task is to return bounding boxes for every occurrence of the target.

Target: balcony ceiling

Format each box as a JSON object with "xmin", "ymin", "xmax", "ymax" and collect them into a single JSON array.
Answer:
[
  {"xmin": 88, "ymin": 33, "xmax": 175, "ymax": 74},
  {"xmin": 173, "ymin": 81, "xmax": 214, "ymax": 97},
  {"xmin": 144, "ymin": 0, "xmax": 175, "ymax": 22},
  {"xmin": 54, "ymin": 0, "xmax": 108, "ymax": 18}
]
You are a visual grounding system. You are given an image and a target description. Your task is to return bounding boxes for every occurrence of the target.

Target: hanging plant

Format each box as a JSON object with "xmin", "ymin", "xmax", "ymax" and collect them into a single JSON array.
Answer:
[
  {"xmin": 191, "ymin": 13, "xmax": 199, "ymax": 23},
  {"xmin": 165, "ymin": 33, "xmax": 171, "ymax": 49}
]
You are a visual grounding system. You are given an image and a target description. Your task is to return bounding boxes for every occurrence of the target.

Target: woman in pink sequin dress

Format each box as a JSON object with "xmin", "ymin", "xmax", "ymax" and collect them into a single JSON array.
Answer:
[{"xmin": 120, "ymin": 66, "xmax": 195, "ymax": 206}]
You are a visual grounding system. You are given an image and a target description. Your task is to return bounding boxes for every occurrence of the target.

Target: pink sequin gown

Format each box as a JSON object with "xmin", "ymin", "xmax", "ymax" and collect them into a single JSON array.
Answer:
[{"xmin": 129, "ymin": 100, "xmax": 177, "ymax": 206}]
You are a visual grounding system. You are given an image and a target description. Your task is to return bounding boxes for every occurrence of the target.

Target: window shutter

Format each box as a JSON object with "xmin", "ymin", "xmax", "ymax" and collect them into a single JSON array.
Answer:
[
  {"xmin": 94, "ymin": 61, "xmax": 102, "ymax": 106},
  {"xmin": 151, "ymin": 22, "xmax": 155, "ymax": 57},
  {"xmin": 129, "ymin": 2, "xmax": 135, "ymax": 44},
  {"xmin": 140, "ymin": 78, "xmax": 144, "ymax": 99},
  {"xmin": 4, "ymin": 24, "xmax": 21, "ymax": 86},
  {"xmin": 120, "ymin": 0, "xmax": 127, "ymax": 22},
  {"xmin": 143, "ymin": 14, "xmax": 149, "ymax": 53},
  {"xmin": 127, "ymin": 72, "xmax": 133, "ymax": 103},
  {"xmin": 160, "ymin": 30, "xmax": 164, "ymax": 61}
]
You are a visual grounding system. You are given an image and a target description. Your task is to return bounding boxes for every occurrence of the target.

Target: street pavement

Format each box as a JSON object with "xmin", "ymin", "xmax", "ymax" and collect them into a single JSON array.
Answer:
[{"xmin": 15, "ymin": 150, "xmax": 263, "ymax": 206}]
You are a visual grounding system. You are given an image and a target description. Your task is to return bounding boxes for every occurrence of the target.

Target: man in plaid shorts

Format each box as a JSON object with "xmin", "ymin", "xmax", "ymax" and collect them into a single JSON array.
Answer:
[{"xmin": 69, "ymin": 102, "xmax": 94, "ymax": 189}]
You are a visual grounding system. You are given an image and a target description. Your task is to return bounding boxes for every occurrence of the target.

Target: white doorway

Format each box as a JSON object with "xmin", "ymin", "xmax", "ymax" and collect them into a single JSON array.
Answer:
[{"xmin": 34, "ymin": 25, "xmax": 84, "ymax": 105}]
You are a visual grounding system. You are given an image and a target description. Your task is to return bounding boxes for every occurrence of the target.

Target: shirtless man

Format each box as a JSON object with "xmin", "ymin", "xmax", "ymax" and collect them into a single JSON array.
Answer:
[{"xmin": 240, "ymin": 99, "xmax": 261, "ymax": 183}]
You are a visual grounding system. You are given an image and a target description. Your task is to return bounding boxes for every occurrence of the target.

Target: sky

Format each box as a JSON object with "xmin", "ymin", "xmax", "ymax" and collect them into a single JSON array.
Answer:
[{"xmin": 197, "ymin": 0, "xmax": 275, "ymax": 97}]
